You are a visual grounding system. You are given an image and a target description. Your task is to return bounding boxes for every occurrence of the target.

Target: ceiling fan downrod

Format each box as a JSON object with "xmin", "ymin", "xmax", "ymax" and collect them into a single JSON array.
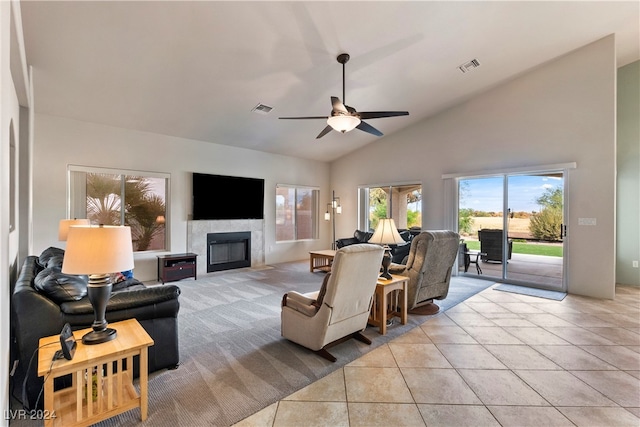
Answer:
[{"xmin": 337, "ymin": 53, "xmax": 350, "ymax": 106}]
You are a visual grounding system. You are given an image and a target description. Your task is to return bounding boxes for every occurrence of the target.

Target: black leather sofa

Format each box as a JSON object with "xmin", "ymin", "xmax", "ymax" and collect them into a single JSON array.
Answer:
[
  {"xmin": 336, "ymin": 229, "xmax": 413, "ymax": 264},
  {"xmin": 10, "ymin": 247, "xmax": 181, "ymax": 409}
]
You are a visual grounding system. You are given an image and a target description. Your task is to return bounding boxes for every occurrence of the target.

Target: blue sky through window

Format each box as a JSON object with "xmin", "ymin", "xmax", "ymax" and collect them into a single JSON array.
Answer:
[{"xmin": 460, "ymin": 175, "xmax": 563, "ymax": 213}]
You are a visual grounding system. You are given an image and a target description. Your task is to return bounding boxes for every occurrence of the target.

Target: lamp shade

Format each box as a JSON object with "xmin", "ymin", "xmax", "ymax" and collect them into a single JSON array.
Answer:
[
  {"xmin": 58, "ymin": 218, "xmax": 90, "ymax": 241},
  {"xmin": 327, "ymin": 115, "xmax": 360, "ymax": 133},
  {"xmin": 62, "ymin": 225, "xmax": 134, "ymax": 275},
  {"xmin": 369, "ymin": 218, "xmax": 405, "ymax": 245}
]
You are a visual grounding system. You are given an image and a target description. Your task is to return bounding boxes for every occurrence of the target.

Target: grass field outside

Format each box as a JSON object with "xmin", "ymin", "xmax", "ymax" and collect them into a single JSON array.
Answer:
[
  {"xmin": 461, "ymin": 216, "xmax": 563, "ymax": 257},
  {"xmin": 462, "ymin": 217, "xmax": 562, "ymax": 257},
  {"xmin": 464, "ymin": 240, "xmax": 563, "ymax": 257}
]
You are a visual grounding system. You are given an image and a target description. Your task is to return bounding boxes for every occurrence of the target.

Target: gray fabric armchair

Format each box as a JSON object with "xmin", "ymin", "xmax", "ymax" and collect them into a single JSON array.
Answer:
[
  {"xmin": 395, "ymin": 230, "xmax": 460, "ymax": 315},
  {"xmin": 281, "ymin": 244, "xmax": 384, "ymax": 362}
]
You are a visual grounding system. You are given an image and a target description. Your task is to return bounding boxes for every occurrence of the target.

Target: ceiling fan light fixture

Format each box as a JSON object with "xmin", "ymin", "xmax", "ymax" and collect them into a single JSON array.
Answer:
[{"xmin": 327, "ymin": 115, "xmax": 360, "ymax": 133}]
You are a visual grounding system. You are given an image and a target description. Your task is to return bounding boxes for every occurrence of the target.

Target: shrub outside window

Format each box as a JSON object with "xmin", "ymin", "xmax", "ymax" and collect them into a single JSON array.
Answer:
[
  {"xmin": 68, "ymin": 166, "xmax": 169, "ymax": 252},
  {"xmin": 276, "ymin": 185, "xmax": 319, "ymax": 242}
]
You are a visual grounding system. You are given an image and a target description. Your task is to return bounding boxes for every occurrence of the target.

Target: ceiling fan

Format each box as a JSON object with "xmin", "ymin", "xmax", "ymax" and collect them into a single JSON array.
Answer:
[{"xmin": 279, "ymin": 53, "xmax": 409, "ymax": 139}]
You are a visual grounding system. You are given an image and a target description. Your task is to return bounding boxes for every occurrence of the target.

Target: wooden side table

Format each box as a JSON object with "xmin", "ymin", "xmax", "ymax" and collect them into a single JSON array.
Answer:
[
  {"xmin": 368, "ymin": 274, "xmax": 408, "ymax": 335},
  {"xmin": 37, "ymin": 319, "xmax": 154, "ymax": 427},
  {"xmin": 309, "ymin": 250, "xmax": 336, "ymax": 272}
]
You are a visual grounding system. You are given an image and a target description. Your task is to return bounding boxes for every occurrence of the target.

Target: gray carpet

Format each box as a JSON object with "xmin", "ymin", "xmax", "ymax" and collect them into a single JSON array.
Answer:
[
  {"xmin": 11, "ymin": 261, "xmax": 491, "ymax": 427},
  {"xmin": 494, "ymin": 283, "xmax": 567, "ymax": 301}
]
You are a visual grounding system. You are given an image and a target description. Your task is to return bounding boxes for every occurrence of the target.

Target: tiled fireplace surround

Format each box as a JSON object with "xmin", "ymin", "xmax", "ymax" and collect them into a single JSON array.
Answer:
[{"xmin": 187, "ymin": 220, "xmax": 265, "ymax": 277}]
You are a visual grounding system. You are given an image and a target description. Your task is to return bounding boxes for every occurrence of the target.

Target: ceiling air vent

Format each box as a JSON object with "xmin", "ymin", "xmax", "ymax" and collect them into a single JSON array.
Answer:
[
  {"xmin": 251, "ymin": 103, "xmax": 273, "ymax": 114},
  {"xmin": 458, "ymin": 59, "xmax": 481, "ymax": 74}
]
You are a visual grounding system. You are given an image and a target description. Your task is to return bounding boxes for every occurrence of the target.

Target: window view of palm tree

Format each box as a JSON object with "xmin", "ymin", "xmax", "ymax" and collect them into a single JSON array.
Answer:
[
  {"xmin": 70, "ymin": 169, "xmax": 168, "ymax": 252},
  {"xmin": 365, "ymin": 185, "xmax": 421, "ymax": 231}
]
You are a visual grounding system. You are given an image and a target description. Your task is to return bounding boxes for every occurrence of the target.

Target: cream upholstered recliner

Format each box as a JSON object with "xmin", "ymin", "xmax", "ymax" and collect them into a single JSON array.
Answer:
[
  {"xmin": 281, "ymin": 244, "xmax": 384, "ymax": 362},
  {"xmin": 394, "ymin": 230, "xmax": 460, "ymax": 315}
]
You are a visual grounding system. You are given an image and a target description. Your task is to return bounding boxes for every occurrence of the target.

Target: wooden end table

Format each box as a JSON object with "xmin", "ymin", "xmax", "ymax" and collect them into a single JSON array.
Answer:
[
  {"xmin": 309, "ymin": 250, "xmax": 336, "ymax": 272},
  {"xmin": 37, "ymin": 319, "xmax": 154, "ymax": 427},
  {"xmin": 368, "ymin": 274, "xmax": 409, "ymax": 335}
]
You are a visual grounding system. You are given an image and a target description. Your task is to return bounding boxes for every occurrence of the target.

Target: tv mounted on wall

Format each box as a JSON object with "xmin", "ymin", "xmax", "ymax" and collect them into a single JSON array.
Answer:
[{"xmin": 192, "ymin": 173, "xmax": 265, "ymax": 220}]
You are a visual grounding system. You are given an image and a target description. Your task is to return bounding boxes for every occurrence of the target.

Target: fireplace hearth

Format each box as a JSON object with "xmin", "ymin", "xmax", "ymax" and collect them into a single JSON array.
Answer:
[{"xmin": 207, "ymin": 232, "xmax": 251, "ymax": 272}]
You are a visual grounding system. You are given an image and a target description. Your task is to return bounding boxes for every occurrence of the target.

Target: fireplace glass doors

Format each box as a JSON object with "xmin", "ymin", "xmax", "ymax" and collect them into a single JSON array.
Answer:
[{"xmin": 206, "ymin": 232, "xmax": 251, "ymax": 272}]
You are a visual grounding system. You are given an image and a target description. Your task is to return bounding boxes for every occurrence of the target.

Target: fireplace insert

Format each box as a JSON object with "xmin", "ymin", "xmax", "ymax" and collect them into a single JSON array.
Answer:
[{"xmin": 206, "ymin": 232, "xmax": 251, "ymax": 272}]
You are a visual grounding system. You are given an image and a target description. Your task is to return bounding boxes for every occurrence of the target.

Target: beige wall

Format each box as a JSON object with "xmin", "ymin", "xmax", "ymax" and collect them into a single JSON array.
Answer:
[
  {"xmin": 3, "ymin": 0, "xmax": 32, "ymax": 420},
  {"xmin": 331, "ymin": 36, "xmax": 617, "ymax": 299},
  {"xmin": 616, "ymin": 60, "xmax": 640, "ymax": 286},
  {"xmin": 31, "ymin": 115, "xmax": 331, "ymax": 281},
  {"xmin": 1, "ymin": 2, "xmax": 11, "ymax": 418}
]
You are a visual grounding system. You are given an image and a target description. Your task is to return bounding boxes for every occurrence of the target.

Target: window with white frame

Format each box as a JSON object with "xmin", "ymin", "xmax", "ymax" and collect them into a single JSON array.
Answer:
[
  {"xmin": 358, "ymin": 184, "xmax": 422, "ymax": 231},
  {"xmin": 275, "ymin": 185, "xmax": 319, "ymax": 241},
  {"xmin": 68, "ymin": 166, "xmax": 169, "ymax": 252}
]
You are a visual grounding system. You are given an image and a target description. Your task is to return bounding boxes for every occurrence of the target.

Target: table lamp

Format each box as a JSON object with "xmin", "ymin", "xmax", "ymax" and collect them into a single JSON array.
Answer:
[
  {"xmin": 369, "ymin": 218, "xmax": 405, "ymax": 280},
  {"xmin": 58, "ymin": 218, "xmax": 90, "ymax": 241},
  {"xmin": 62, "ymin": 225, "xmax": 134, "ymax": 344}
]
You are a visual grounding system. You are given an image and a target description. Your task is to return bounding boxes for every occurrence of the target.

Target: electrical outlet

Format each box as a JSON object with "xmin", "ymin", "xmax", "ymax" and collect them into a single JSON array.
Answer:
[{"xmin": 633, "ymin": 260, "xmax": 639, "ymax": 268}]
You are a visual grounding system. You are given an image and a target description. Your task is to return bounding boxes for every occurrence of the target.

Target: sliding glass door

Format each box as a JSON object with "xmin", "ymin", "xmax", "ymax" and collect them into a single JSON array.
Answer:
[{"xmin": 458, "ymin": 171, "xmax": 565, "ymax": 291}]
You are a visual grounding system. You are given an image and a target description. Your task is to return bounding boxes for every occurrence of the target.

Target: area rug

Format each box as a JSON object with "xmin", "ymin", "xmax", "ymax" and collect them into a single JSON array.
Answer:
[
  {"xmin": 494, "ymin": 283, "xmax": 567, "ymax": 301},
  {"xmin": 11, "ymin": 262, "xmax": 491, "ymax": 427}
]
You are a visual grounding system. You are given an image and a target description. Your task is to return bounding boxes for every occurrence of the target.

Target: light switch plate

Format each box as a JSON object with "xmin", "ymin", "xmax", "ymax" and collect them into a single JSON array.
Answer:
[{"xmin": 578, "ymin": 218, "xmax": 596, "ymax": 226}]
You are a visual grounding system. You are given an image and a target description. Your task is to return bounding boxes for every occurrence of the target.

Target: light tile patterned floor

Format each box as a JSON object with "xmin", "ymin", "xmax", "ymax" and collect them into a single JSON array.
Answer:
[{"xmin": 235, "ymin": 285, "xmax": 640, "ymax": 427}]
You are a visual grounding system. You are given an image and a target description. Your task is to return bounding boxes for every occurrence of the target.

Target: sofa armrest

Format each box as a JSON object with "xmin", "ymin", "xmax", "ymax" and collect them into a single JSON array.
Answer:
[{"xmin": 336, "ymin": 237, "xmax": 359, "ymax": 248}]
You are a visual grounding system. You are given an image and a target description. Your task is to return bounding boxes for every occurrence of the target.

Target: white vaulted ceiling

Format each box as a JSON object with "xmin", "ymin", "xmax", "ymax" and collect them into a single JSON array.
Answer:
[{"xmin": 20, "ymin": 1, "xmax": 640, "ymax": 162}]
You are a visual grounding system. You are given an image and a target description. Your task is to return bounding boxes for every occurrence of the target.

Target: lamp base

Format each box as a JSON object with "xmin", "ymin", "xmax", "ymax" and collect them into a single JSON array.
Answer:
[
  {"xmin": 82, "ymin": 327, "xmax": 117, "ymax": 345},
  {"xmin": 379, "ymin": 247, "xmax": 392, "ymax": 280}
]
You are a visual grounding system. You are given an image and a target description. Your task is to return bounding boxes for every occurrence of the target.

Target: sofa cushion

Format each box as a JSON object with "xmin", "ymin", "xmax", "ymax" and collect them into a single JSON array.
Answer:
[
  {"xmin": 60, "ymin": 285, "xmax": 181, "ymax": 315},
  {"xmin": 37, "ymin": 247, "xmax": 65, "ymax": 269},
  {"xmin": 399, "ymin": 230, "xmax": 412, "ymax": 242},
  {"xmin": 33, "ymin": 266, "xmax": 88, "ymax": 304},
  {"xmin": 354, "ymin": 230, "xmax": 372, "ymax": 243},
  {"xmin": 112, "ymin": 278, "xmax": 147, "ymax": 292}
]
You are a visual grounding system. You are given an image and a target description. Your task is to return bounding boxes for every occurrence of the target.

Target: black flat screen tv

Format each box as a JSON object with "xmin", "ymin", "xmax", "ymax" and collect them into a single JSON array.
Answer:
[{"xmin": 192, "ymin": 173, "xmax": 265, "ymax": 220}]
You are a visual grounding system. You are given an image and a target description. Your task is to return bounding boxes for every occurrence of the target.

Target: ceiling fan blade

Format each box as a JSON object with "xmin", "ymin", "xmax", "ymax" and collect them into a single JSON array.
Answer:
[
  {"xmin": 331, "ymin": 97, "xmax": 348, "ymax": 114},
  {"xmin": 356, "ymin": 121, "xmax": 383, "ymax": 137},
  {"xmin": 279, "ymin": 116, "xmax": 328, "ymax": 120},
  {"xmin": 316, "ymin": 125, "xmax": 333, "ymax": 139},
  {"xmin": 358, "ymin": 111, "xmax": 409, "ymax": 120}
]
